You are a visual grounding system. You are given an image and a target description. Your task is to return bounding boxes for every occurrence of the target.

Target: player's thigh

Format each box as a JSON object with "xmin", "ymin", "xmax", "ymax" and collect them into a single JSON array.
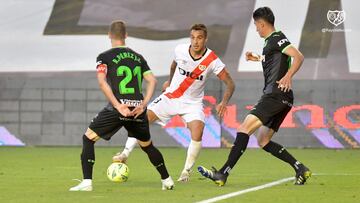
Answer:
[
  {"xmin": 86, "ymin": 108, "xmax": 123, "ymax": 141},
  {"xmin": 148, "ymin": 94, "xmax": 177, "ymax": 125},
  {"xmin": 125, "ymin": 112, "xmax": 151, "ymax": 143},
  {"xmin": 248, "ymin": 94, "xmax": 287, "ymax": 131},
  {"xmin": 256, "ymin": 126, "xmax": 275, "ymax": 147},
  {"xmin": 147, "ymin": 109, "xmax": 159, "ymax": 123},
  {"xmin": 268, "ymin": 106, "xmax": 292, "ymax": 132}
]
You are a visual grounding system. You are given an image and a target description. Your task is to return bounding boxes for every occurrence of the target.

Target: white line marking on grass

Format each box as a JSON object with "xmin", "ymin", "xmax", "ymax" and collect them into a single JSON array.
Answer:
[
  {"xmin": 313, "ymin": 173, "xmax": 360, "ymax": 176},
  {"xmin": 196, "ymin": 177, "xmax": 294, "ymax": 203}
]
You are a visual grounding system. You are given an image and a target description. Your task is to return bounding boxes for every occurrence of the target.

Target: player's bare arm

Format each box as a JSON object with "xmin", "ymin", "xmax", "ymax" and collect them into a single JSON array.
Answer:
[
  {"xmin": 132, "ymin": 72, "xmax": 157, "ymax": 118},
  {"xmin": 245, "ymin": 51, "xmax": 262, "ymax": 62},
  {"xmin": 97, "ymin": 71, "xmax": 131, "ymax": 117},
  {"xmin": 216, "ymin": 69, "xmax": 235, "ymax": 118},
  {"xmin": 162, "ymin": 60, "xmax": 177, "ymax": 92},
  {"xmin": 276, "ymin": 46, "xmax": 304, "ymax": 92}
]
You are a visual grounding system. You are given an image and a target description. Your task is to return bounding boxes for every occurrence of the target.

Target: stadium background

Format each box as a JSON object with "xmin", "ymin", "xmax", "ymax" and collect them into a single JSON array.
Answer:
[{"xmin": 0, "ymin": 0, "xmax": 359, "ymax": 149}]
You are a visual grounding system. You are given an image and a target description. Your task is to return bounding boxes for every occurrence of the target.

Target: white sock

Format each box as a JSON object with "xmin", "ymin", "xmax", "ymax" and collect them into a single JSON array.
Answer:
[
  {"xmin": 82, "ymin": 179, "xmax": 92, "ymax": 185},
  {"xmin": 184, "ymin": 140, "xmax": 202, "ymax": 171},
  {"xmin": 122, "ymin": 137, "xmax": 138, "ymax": 157}
]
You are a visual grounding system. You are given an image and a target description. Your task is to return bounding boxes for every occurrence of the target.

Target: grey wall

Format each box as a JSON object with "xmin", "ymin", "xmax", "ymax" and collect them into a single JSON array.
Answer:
[{"xmin": 0, "ymin": 72, "xmax": 359, "ymax": 147}]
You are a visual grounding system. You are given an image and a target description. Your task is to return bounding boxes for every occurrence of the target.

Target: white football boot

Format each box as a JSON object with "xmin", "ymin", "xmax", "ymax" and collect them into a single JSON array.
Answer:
[
  {"xmin": 177, "ymin": 169, "xmax": 191, "ymax": 182},
  {"xmin": 69, "ymin": 179, "xmax": 93, "ymax": 191},
  {"xmin": 112, "ymin": 152, "xmax": 128, "ymax": 163},
  {"xmin": 161, "ymin": 176, "xmax": 174, "ymax": 190}
]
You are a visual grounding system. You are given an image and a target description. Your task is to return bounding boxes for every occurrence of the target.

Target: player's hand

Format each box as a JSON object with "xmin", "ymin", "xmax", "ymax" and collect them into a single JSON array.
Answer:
[
  {"xmin": 216, "ymin": 102, "xmax": 227, "ymax": 118},
  {"xmin": 162, "ymin": 80, "xmax": 170, "ymax": 92},
  {"xmin": 131, "ymin": 104, "xmax": 145, "ymax": 119},
  {"xmin": 115, "ymin": 104, "xmax": 132, "ymax": 117},
  {"xmin": 245, "ymin": 51, "xmax": 261, "ymax": 62},
  {"xmin": 276, "ymin": 75, "xmax": 292, "ymax": 92}
]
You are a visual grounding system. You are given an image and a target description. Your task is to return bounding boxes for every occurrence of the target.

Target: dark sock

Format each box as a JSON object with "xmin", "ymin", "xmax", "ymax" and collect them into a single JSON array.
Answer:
[
  {"xmin": 262, "ymin": 141, "xmax": 302, "ymax": 171},
  {"xmin": 141, "ymin": 142, "xmax": 169, "ymax": 179},
  {"xmin": 220, "ymin": 132, "xmax": 249, "ymax": 175},
  {"xmin": 81, "ymin": 135, "xmax": 95, "ymax": 179}
]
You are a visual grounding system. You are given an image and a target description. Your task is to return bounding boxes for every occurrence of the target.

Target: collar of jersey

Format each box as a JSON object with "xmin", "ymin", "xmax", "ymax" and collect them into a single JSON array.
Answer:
[
  {"xmin": 265, "ymin": 30, "xmax": 280, "ymax": 40},
  {"xmin": 114, "ymin": 45, "xmax": 127, "ymax": 48},
  {"xmin": 188, "ymin": 46, "xmax": 208, "ymax": 61}
]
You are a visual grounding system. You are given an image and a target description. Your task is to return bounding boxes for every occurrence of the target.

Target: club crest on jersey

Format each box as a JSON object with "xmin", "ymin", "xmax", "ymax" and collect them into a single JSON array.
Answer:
[
  {"xmin": 178, "ymin": 67, "xmax": 204, "ymax": 81},
  {"xmin": 199, "ymin": 65, "xmax": 207, "ymax": 71}
]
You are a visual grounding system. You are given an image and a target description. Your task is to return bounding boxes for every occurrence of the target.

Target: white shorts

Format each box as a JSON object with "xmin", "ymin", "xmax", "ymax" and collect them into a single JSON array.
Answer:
[{"xmin": 148, "ymin": 94, "xmax": 205, "ymax": 125}]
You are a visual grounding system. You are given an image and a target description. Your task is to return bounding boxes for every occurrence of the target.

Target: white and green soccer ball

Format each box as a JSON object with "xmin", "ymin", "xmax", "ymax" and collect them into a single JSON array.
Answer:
[{"xmin": 107, "ymin": 163, "xmax": 129, "ymax": 183}]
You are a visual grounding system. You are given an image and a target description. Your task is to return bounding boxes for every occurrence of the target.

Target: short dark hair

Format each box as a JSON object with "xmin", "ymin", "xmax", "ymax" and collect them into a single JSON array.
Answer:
[
  {"xmin": 253, "ymin": 7, "xmax": 275, "ymax": 26},
  {"xmin": 190, "ymin": 24, "xmax": 207, "ymax": 37},
  {"xmin": 109, "ymin": 20, "xmax": 126, "ymax": 40}
]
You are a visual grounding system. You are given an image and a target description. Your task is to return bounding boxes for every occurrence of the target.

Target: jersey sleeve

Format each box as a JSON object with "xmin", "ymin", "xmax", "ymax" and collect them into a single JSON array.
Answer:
[
  {"xmin": 173, "ymin": 44, "xmax": 182, "ymax": 62},
  {"xmin": 211, "ymin": 58, "xmax": 226, "ymax": 76},
  {"xmin": 272, "ymin": 34, "xmax": 292, "ymax": 53},
  {"xmin": 96, "ymin": 53, "xmax": 108, "ymax": 74}
]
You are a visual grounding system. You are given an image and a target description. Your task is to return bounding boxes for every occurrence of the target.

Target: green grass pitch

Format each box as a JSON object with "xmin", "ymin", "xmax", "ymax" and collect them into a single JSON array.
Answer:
[{"xmin": 0, "ymin": 147, "xmax": 359, "ymax": 203}]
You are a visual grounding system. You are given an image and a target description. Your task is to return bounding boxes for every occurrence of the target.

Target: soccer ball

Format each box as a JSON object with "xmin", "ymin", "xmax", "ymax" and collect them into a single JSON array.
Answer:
[{"xmin": 107, "ymin": 162, "xmax": 129, "ymax": 183}]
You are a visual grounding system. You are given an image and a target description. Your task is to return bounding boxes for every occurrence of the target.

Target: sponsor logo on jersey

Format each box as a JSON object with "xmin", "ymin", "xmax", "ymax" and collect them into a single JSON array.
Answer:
[
  {"xmin": 277, "ymin": 38, "xmax": 289, "ymax": 47},
  {"xmin": 178, "ymin": 67, "xmax": 204, "ymax": 81},
  {"xmin": 120, "ymin": 99, "xmax": 142, "ymax": 107}
]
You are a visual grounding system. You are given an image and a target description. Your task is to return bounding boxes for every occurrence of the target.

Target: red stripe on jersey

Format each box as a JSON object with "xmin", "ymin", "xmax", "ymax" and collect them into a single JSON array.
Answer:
[
  {"xmin": 165, "ymin": 51, "xmax": 218, "ymax": 99},
  {"xmin": 96, "ymin": 64, "xmax": 107, "ymax": 74}
]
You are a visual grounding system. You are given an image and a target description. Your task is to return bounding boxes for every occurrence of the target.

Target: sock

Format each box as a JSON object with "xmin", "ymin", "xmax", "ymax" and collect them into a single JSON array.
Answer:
[
  {"xmin": 81, "ymin": 135, "xmax": 95, "ymax": 179},
  {"xmin": 262, "ymin": 141, "xmax": 301, "ymax": 171},
  {"xmin": 122, "ymin": 137, "xmax": 138, "ymax": 157},
  {"xmin": 141, "ymin": 142, "xmax": 169, "ymax": 179},
  {"xmin": 184, "ymin": 140, "xmax": 202, "ymax": 171},
  {"xmin": 220, "ymin": 132, "xmax": 249, "ymax": 175},
  {"xmin": 82, "ymin": 179, "xmax": 92, "ymax": 185}
]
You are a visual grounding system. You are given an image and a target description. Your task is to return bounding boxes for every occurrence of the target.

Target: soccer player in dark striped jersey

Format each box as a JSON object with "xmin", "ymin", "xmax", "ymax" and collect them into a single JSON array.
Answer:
[
  {"xmin": 198, "ymin": 7, "xmax": 311, "ymax": 186},
  {"xmin": 69, "ymin": 20, "xmax": 174, "ymax": 191}
]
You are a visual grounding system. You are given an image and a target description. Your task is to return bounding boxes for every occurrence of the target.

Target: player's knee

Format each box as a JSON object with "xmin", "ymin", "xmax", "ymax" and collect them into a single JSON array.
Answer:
[
  {"xmin": 237, "ymin": 125, "xmax": 252, "ymax": 135},
  {"xmin": 190, "ymin": 130, "xmax": 203, "ymax": 142},
  {"xmin": 257, "ymin": 137, "xmax": 270, "ymax": 148},
  {"xmin": 85, "ymin": 128, "xmax": 100, "ymax": 142},
  {"xmin": 82, "ymin": 134, "xmax": 94, "ymax": 143},
  {"xmin": 187, "ymin": 120, "xmax": 204, "ymax": 141},
  {"xmin": 140, "ymin": 141, "xmax": 154, "ymax": 153}
]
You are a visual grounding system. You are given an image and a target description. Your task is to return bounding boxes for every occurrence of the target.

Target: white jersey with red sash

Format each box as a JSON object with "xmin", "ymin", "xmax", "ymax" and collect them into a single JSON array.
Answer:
[{"xmin": 164, "ymin": 43, "xmax": 225, "ymax": 104}]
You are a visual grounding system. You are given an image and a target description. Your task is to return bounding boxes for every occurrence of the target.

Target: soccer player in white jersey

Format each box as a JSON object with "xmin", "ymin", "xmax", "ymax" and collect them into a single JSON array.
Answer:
[{"xmin": 113, "ymin": 24, "xmax": 235, "ymax": 182}]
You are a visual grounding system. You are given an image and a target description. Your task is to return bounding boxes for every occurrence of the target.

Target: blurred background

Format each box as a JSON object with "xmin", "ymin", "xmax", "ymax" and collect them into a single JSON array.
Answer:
[{"xmin": 0, "ymin": 0, "xmax": 359, "ymax": 148}]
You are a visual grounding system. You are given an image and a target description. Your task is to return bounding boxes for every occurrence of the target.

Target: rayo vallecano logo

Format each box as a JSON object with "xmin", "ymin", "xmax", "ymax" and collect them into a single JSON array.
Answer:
[
  {"xmin": 199, "ymin": 65, "xmax": 207, "ymax": 71},
  {"xmin": 327, "ymin": 10, "xmax": 346, "ymax": 26}
]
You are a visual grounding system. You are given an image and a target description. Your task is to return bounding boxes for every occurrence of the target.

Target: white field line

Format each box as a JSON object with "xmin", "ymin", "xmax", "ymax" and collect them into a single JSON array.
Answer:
[
  {"xmin": 196, "ymin": 173, "xmax": 360, "ymax": 203},
  {"xmin": 196, "ymin": 177, "xmax": 294, "ymax": 203}
]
